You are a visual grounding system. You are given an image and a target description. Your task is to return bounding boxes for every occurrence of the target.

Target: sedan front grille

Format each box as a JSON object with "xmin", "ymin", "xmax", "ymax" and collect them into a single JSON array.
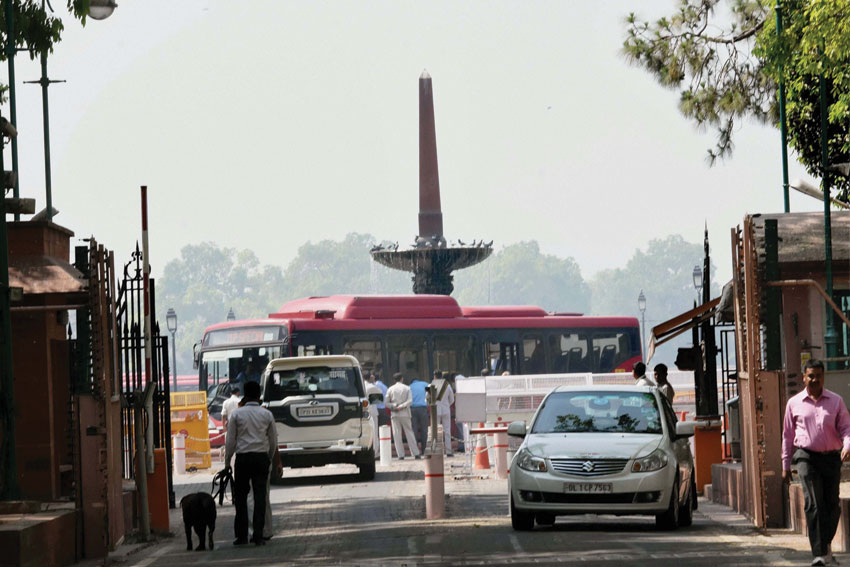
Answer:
[{"xmin": 549, "ymin": 458, "xmax": 629, "ymax": 477}]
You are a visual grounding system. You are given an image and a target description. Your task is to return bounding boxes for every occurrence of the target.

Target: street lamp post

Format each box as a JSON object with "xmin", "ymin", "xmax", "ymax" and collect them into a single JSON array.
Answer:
[
  {"xmin": 638, "ymin": 290, "xmax": 647, "ymax": 357},
  {"xmin": 166, "ymin": 308, "xmax": 177, "ymax": 391}
]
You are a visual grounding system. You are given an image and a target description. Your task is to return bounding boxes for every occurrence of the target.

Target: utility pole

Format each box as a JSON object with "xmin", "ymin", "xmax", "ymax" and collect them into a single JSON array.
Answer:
[
  {"xmin": 0, "ymin": 111, "xmax": 20, "ymax": 499},
  {"xmin": 819, "ymin": 70, "xmax": 838, "ymax": 368}
]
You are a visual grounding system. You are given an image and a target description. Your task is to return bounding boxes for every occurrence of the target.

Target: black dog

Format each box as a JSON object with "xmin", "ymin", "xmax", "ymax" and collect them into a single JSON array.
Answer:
[{"xmin": 180, "ymin": 492, "xmax": 216, "ymax": 551}]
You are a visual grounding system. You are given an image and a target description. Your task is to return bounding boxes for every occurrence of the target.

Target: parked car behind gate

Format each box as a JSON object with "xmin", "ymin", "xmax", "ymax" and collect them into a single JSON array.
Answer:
[
  {"xmin": 508, "ymin": 384, "xmax": 696, "ymax": 531},
  {"xmin": 261, "ymin": 355, "xmax": 381, "ymax": 481}
]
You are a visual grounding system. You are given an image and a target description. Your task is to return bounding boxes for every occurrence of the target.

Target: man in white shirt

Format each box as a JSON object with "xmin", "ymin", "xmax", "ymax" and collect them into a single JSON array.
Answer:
[
  {"xmin": 632, "ymin": 362, "xmax": 657, "ymax": 387},
  {"xmin": 430, "ymin": 370, "xmax": 455, "ymax": 456},
  {"xmin": 224, "ymin": 381, "xmax": 277, "ymax": 546},
  {"xmin": 385, "ymin": 372, "xmax": 419, "ymax": 460},
  {"xmin": 221, "ymin": 387, "xmax": 241, "ymax": 430}
]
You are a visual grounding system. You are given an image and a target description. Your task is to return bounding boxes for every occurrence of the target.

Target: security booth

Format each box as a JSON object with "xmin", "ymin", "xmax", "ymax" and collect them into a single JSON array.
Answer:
[
  {"xmin": 170, "ymin": 391, "xmax": 211, "ymax": 471},
  {"xmin": 723, "ymin": 212, "xmax": 850, "ymax": 530}
]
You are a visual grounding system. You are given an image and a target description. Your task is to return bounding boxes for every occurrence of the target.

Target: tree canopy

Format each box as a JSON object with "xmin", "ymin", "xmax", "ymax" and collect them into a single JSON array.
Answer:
[
  {"xmin": 0, "ymin": 1, "xmax": 94, "ymax": 101},
  {"xmin": 623, "ymin": 0, "xmax": 850, "ymax": 201},
  {"xmin": 453, "ymin": 241, "xmax": 591, "ymax": 314}
]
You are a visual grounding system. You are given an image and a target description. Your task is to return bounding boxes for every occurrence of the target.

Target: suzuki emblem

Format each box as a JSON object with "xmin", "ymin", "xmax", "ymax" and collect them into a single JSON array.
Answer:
[
  {"xmin": 308, "ymin": 400, "xmax": 320, "ymax": 406},
  {"xmin": 582, "ymin": 461, "xmax": 595, "ymax": 472}
]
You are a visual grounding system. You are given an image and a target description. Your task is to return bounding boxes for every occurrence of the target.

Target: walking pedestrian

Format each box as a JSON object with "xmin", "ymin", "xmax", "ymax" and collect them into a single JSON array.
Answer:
[
  {"xmin": 224, "ymin": 380, "xmax": 277, "ymax": 546},
  {"xmin": 409, "ymin": 372, "xmax": 430, "ymax": 455},
  {"xmin": 385, "ymin": 372, "xmax": 419, "ymax": 460},
  {"xmin": 430, "ymin": 370, "xmax": 455, "ymax": 456},
  {"xmin": 782, "ymin": 359, "xmax": 850, "ymax": 566},
  {"xmin": 653, "ymin": 364, "xmax": 674, "ymax": 403}
]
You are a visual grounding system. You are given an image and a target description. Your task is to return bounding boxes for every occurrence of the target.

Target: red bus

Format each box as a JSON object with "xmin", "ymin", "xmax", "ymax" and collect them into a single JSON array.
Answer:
[{"xmin": 195, "ymin": 295, "xmax": 642, "ymax": 391}]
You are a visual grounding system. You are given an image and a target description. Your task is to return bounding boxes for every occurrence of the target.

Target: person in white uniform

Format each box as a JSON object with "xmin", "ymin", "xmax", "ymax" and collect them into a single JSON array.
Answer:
[
  {"xmin": 430, "ymin": 370, "xmax": 455, "ymax": 456},
  {"xmin": 385, "ymin": 372, "xmax": 420, "ymax": 460},
  {"xmin": 365, "ymin": 381, "xmax": 383, "ymax": 459}
]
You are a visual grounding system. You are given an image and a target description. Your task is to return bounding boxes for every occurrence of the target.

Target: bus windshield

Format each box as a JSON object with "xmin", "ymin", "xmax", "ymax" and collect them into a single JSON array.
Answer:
[
  {"xmin": 200, "ymin": 346, "xmax": 286, "ymax": 387},
  {"xmin": 264, "ymin": 366, "xmax": 364, "ymax": 400}
]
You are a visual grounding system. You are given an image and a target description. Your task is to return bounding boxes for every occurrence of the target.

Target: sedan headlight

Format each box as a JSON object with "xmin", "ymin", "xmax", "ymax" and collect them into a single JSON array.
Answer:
[
  {"xmin": 515, "ymin": 448, "xmax": 547, "ymax": 472},
  {"xmin": 631, "ymin": 449, "xmax": 668, "ymax": 472}
]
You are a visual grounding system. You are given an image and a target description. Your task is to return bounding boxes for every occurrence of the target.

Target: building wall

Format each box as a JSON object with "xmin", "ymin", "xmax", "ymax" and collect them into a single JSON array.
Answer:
[{"xmin": 11, "ymin": 307, "xmax": 70, "ymax": 500}]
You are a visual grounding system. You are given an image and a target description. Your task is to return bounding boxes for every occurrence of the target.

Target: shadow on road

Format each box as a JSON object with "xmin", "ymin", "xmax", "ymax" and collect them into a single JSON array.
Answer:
[{"xmin": 273, "ymin": 468, "xmax": 423, "ymax": 487}]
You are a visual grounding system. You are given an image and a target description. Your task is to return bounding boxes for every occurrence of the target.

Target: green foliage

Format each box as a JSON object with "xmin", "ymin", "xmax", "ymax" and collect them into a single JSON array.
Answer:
[
  {"xmin": 624, "ymin": 0, "xmax": 850, "ymax": 201},
  {"xmin": 623, "ymin": 0, "xmax": 772, "ymax": 163},
  {"xmin": 756, "ymin": 0, "xmax": 850, "ymax": 200},
  {"xmin": 281, "ymin": 233, "xmax": 409, "ymax": 299},
  {"xmin": 0, "ymin": 0, "xmax": 94, "ymax": 102},
  {"xmin": 158, "ymin": 234, "xmax": 711, "ymax": 371},
  {"xmin": 156, "ymin": 242, "xmax": 287, "ymax": 372},
  {"xmin": 589, "ymin": 234, "xmax": 713, "ymax": 319},
  {"xmin": 453, "ymin": 241, "xmax": 591, "ymax": 314}
]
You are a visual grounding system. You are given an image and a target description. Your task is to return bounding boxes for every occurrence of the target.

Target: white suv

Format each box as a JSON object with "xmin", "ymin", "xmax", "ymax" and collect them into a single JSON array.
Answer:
[{"xmin": 261, "ymin": 355, "xmax": 380, "ymax": 480}]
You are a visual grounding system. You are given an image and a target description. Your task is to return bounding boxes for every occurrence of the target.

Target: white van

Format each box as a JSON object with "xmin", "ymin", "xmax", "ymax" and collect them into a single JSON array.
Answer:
[{"xmin": 261, "ymin": 355, "xmax": 380, "ymax": 480}]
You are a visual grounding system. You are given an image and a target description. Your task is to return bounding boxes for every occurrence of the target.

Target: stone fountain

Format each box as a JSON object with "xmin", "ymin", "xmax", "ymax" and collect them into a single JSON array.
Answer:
[{"xmin": 371, "ymin": 71, "xmax": 492, "ymax": 295}]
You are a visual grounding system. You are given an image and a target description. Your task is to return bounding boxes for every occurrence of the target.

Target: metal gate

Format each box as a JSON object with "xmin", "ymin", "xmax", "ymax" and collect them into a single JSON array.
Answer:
[{"xmin": 116, "ymin": 244, "xmax": 174, "ymax": 508}]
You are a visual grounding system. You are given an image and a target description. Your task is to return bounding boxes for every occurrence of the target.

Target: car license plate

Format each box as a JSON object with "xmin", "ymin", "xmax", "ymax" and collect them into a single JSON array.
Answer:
[
  {"xmin": 563, "ymin": 483, "xmax": 613, "ymax": 494},
  {"xmin": 297, "ymin": 406, "xmax": 332, "ymax": 417}
]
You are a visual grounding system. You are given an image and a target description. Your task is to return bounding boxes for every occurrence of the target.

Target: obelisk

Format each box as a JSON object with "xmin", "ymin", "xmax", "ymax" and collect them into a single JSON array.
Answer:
[{"xmin": 418, "ymin": 70, "xmax": 444, "ymax": 243}]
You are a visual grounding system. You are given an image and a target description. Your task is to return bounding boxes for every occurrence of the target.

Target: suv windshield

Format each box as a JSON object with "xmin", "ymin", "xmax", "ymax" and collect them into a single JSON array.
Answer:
[
  {"xmin": 264, "ymin": 366, "xmax": 364, "ymax": 400},
  {"xmin": 531, "ymin": 391, "xmax": 662, "ymax": 434}
]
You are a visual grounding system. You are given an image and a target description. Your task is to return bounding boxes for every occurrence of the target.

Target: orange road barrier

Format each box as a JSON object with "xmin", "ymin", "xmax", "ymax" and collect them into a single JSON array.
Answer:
[
  {"xmin": 472, "ymin": 423, "xmax": 490, "ymax": 470},
  {"xmin": 147, "ymin": 448, "xmax": 170, "ymax": 533}
]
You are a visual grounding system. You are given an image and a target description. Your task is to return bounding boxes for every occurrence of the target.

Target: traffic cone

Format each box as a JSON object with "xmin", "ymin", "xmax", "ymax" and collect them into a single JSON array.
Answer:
[{"xmin": 474, "ymin": 423, "xmax": 490, "ymax": 470}]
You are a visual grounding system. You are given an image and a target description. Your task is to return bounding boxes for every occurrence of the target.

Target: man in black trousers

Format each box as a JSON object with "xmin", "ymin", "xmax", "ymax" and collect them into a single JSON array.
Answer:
[
  {"xmin": 782, "ymin": 359, "xmax": 850, "ymax": 566},
  {"xmin": 224, "ymin": 380, "xmax": 277, "ymax": 546}
]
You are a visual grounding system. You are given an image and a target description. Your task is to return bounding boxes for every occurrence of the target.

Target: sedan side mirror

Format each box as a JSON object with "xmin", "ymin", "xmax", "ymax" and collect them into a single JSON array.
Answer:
[
  {"xmin": 507, "ymin": 421, "xmax": 527, "ymax": 437},
  {"xmin": 675, "ymin": 421, "xmax": 696, "ymax": 438},
  {"xmin": 368, "ymin": 393, "xmax": 384, "ymax": 404}
]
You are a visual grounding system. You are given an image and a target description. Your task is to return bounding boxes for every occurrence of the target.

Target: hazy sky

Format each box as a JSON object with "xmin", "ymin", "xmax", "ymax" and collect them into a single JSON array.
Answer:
[{"xmin": 10, "ymin": 0, "xmax": 821, "ymax": 288}]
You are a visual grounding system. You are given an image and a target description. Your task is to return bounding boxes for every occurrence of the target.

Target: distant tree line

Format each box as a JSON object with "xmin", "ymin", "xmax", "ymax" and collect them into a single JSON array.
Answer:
[{"xmin": 157, "ymin": 233, "xmax": 716, "ymax": 376}]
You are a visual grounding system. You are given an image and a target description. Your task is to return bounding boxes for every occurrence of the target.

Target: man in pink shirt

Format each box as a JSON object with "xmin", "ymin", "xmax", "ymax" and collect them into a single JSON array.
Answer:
[{"xmin": 782, "ymin": 359, "xmax": 850, "ymax": 566}]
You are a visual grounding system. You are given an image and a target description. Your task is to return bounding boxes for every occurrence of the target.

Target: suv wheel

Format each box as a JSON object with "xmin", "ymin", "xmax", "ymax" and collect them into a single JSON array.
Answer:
[
  {"xmin": 511, "ymin": 495, "xmax": 535, "ymax": 531},
  {"xmin": 358, "ymin": 448, "xmax": 376, "ymax": 481}
]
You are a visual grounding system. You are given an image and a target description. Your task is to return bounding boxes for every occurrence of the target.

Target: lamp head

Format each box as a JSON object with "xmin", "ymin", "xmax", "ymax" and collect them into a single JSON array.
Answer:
[
  {"xmin": 166, "ymin": 307, "xmax": 177, "ymax": 333},
  {"xmin": 692, "ymin": 265, "xmax": 703, "ymax": 290},
  {"xmin": 88, "ymin": 0, "xmax": 117, "ymax": 20},
  {"xmin": 227, "ymin": 308, "xmax": 236, "ymax": 321},
  {"xmin": 638, "ymin": 290, "xmax": 646, "ymax": 313}
]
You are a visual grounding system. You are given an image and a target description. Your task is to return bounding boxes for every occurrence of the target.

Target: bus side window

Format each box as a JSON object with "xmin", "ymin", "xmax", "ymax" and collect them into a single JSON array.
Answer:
[
  {"xmin": 387, "ymin": 335, "xmax": 428, "ymax": 382},
  {"xmin": 298, "ymin": 344, "xmax": 333, "ymax": 357},
  {"xmin": 432, "ymin": 334, "xmax": 477, "ymax": 378},
  {"xmin": 343, "ymin": 338, "xmax": 383, "ymax": 376},
  {"xmin": 485, "ymin": 340, "xmax": 519, "ymax": 375},
  {"xmin": 550, "ymin": 332, "xmax": 590, "ymax": 373},
  {"xmin": 521, "ymin": 335, "xmax": 545, "ymax": 374}
]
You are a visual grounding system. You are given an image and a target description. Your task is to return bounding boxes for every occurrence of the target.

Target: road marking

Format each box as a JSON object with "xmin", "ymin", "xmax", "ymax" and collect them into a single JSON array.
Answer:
[
  {"xmin": 129, "ymin": 543, "xmax": 176, "ymax": 567},
  {"xmin": 508, "ymin": 533, "xmax": 522, "ymax": 553}
]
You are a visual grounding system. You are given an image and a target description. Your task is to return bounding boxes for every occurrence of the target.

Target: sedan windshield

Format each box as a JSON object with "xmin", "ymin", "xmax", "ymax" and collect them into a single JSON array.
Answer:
[{"xmin": 531, "ymin": 391, "xmax": 662, "ymax": 434}]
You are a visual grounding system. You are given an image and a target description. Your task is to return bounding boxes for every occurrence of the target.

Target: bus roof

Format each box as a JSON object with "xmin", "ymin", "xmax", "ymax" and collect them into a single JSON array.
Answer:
[
  {"xmin": 205, "ymin": 318, "xmax": 285, "ymax": 332},
  {"xmin": 261, "ymin": 295, "xmax": 637, "ymax": 330}
]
